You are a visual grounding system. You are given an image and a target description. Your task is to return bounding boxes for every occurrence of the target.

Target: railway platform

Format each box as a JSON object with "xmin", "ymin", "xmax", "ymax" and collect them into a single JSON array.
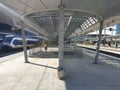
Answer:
[
  {"xmin": 0, "ymin": 47, "xmax": 120, "ymax": 90},
  {"xmin": 77, "ymin": 44, "xmax": 120, "ymax": 55}
]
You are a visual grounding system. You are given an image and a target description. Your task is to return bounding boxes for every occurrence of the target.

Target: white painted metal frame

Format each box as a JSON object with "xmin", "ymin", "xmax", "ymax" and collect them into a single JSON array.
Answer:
[
  {"xmin": 58, "ymin": 6, "xmax": 65, "ymax": 69},
  {"xmin": 93, "ymin": 20, "xmax": 104, "ymax": 64},
  {"xmin": 21, "ymin": 20, "xmax": 29, "ymax": 63}
]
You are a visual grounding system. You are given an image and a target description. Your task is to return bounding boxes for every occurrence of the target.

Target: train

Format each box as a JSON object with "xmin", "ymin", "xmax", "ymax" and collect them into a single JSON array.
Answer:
[{"xmin": 1, "ymin": 34, "xmax": 46, "ymax": 50}]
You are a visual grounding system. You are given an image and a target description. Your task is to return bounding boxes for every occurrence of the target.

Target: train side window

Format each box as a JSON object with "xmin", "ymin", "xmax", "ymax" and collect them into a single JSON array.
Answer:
[
  {"xmin": 18, "ymin": 41, "xmax": 22, "ymax": 45},
  {"xmin": 13, "ymin": 40, "xmax": 22, "ymax": 45}
]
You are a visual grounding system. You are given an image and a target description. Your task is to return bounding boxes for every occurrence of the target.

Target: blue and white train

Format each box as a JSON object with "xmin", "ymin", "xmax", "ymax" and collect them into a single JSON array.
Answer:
[{"xmin": 1, "ymin": 35, "xmax": 45, "ymax": 50}]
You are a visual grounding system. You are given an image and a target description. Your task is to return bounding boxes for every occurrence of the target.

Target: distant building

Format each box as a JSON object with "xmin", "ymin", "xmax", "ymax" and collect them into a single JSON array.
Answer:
[
  {"xmin": 0, "ymin": 23, "xmax": 13, "ymax": 34},
  {"xmin": 116, "ymin": 24, "xmax": 120, "ymax": 35},
  {"xmin": 0, "ymin": 23, "xmax": 37, "ymax": 44},
  {"xmin": 0, "ymin": 23, "xmax": 36, "ymax": 36}
]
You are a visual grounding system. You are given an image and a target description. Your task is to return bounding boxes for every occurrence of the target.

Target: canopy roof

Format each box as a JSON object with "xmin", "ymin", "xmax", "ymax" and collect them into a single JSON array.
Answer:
[{"xmin": 1, "ymin": 0, "xmax": 120, "ymax": 39}]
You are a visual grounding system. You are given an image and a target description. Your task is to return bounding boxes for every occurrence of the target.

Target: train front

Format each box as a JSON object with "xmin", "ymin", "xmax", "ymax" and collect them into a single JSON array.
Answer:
[{"xmin": 1, "ymin": 35, "xmax": 15, "ymax": 50}]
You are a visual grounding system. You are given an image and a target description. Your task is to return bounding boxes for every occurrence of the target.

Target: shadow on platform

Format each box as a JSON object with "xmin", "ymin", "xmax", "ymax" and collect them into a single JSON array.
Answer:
[
  {"xmin": 62, "ymin": 50, "xmax": 120, "ymax": 90},
  {"xmin": 28, "ymin": 62, "xmax": 57, "ymax": 70}
]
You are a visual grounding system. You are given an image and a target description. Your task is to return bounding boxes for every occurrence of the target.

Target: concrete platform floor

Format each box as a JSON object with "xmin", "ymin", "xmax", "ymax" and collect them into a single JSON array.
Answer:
[{"xmin": 0, "ymin": 48, "xmax": 120, "ymax": 90}]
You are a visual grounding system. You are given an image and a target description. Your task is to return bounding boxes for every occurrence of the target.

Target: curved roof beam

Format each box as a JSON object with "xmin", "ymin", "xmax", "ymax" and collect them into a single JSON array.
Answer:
[
  {"xmin": 22, "ymin": 9, "xmax": 103, "ymax": 39},
  {"xmin": 0, "ymin": 3, "xmax": 47, "ymax": 36}
]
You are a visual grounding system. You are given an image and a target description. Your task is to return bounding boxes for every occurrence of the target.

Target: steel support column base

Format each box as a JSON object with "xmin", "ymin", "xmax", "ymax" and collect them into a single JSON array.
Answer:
[
  {"xmin": 93, "ymin": 55, "xmax": 99, "ymax": 64},
  {"xmin": 24, "ymin": 61, "xmax": 29, "ymax": 63},
  {"xmin": 92, "ymin": 62, "xmax": 98, "ymax": 64},
  {"xmin": 57, "ymin": 67, "xmax": 66, "ymax": 79}
]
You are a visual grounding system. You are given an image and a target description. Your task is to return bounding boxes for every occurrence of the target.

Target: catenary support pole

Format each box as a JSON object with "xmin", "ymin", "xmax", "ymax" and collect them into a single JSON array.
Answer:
[
  {"xmin": 21, "ymin": 20, "xmax": 29, "ymax": 63},
  {"xmin": 93, "ymin": 20, "xmax": 104, "ymax": 64}
]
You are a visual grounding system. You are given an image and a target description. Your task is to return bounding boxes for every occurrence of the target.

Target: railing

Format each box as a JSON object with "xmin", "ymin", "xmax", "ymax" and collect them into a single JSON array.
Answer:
[{"xmin": 28, "ymin": 44, "xmax": 84, "ymax": 58}]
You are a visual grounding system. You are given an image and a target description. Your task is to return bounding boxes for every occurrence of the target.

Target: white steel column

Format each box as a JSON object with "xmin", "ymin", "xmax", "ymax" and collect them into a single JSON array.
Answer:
[
  {"xmin": 58, "ymin": 6, "xmax": 64, "ymax": 69},
  {"xmin": 21, "ymin": 20, "xmax": 29, "ymax": 63},
  {"xmin": 58, "ymin": 5, "xmax": 66, "ymax": 79},
  {"xmin": 93, "ymin": 20, "xmax": 103, "ymax": 64}
]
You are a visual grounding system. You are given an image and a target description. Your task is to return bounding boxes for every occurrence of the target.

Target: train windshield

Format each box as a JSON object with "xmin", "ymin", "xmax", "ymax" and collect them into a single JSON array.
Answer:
[{"xmin": 3, "ymin": 35, "xmax": 13, "ymax": 42}]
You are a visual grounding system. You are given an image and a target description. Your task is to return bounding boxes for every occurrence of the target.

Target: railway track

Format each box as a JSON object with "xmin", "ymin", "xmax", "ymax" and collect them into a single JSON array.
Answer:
[
  {"xmin": 0, "ymin": 49, "xmax": 23, "ymax": 57},
  {"xmin": 81, "ymin": 46, "xmax": 120, "ymax": 58}
]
